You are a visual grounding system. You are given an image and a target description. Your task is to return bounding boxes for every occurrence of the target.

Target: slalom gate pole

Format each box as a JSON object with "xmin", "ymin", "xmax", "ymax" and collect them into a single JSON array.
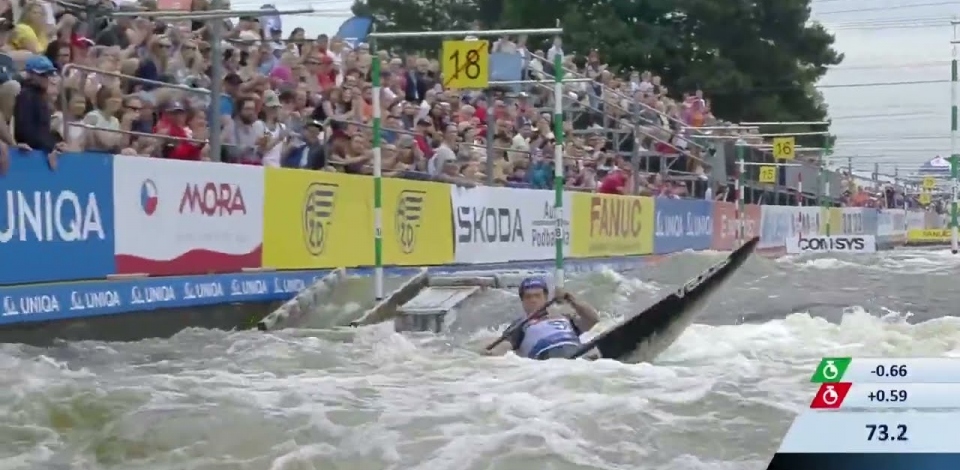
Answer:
[
  {"xmin": 952, "ymin": 23, "xmax": 959, "ymax": 254},
  {"xmin": 370, "ymin": 26, "xmax": 385, "ymax": 301},
  {"xmin": 797, "ymin": 173, "xmax": 803, "ymax": 206},
  {"xmin": 552, "ymin": 52, "xmax": 565, "ymax": 289}
]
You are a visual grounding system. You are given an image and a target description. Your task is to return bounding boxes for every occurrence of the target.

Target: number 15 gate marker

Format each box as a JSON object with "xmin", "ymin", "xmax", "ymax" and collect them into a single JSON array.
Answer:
[{"xmin": 810, "ymin": 357, "xmax": 960, "ymax": 383}]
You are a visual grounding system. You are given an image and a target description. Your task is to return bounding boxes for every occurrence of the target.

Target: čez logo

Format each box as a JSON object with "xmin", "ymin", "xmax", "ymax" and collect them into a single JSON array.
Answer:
[
  {"xmin": 302, "ymin": 182, "xmax": 337, "ymax": 255},
  {"xmin": 797, "ymin": 234, "xmax": 865, "ymax": 251},
  {"xmin": 396, "ymin": 190, "xmax": 425, "ymax": 253}
]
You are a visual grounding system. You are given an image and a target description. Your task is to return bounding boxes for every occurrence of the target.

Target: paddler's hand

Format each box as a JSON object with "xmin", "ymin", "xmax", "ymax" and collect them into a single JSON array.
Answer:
[{"xmin": 553, "ymin": 288, "xmax": 574, "ymax": 304}]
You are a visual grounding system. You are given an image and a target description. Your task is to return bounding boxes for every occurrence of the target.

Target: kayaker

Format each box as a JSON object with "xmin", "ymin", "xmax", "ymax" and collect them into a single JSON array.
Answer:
[{"xmin": 493, "ymin": 276, "xmax": 601, "ymax": 360}]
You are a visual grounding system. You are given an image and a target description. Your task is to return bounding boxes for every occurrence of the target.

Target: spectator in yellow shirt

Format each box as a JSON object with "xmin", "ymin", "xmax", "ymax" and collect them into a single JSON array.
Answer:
[{"xmin": 10, "ymin": 1, "xmax": 48, "ymax": 54}]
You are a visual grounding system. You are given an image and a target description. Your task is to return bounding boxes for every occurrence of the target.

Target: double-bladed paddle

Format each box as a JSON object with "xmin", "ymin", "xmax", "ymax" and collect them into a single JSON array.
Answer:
[{"xmin": 483, "ymin": 297, "xmax": 561, "ymax": 352}]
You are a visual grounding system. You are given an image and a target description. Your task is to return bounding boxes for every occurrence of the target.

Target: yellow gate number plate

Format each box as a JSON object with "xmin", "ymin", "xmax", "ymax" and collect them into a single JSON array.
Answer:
[
  {"xmin": 758, "ymin": 165, "xmax": 777, "ymax": 184},
  {"xmin": 772, "ymin": 137, "xmax": 795, "ymax": 160},
  {"xmin": 441, "ymin": 40, "xmax": 489, "ymax": 90},
  {"xmin": 923, "ymin": 176, "xmax": 936, "ymax": 190},
  {"xmin": 919, "ymin": 193, "xmax": 931, "ymax": 205}
]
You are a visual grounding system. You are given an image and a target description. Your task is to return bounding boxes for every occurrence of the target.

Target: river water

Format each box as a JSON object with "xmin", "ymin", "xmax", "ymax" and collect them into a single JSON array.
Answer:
[{"xmin": 1, "ymin": 249, "xmax": 958, "ymax": 470}]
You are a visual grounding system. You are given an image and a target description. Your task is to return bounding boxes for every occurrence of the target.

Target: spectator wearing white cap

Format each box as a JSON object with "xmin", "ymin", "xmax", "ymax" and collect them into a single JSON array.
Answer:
[
  {"xmin": 260, "ymin": 90, "xmax": 289, "ymax": 167},
  {"xmin": 282, "ymin": 119, "xmax": 326, "ymax": 169}
]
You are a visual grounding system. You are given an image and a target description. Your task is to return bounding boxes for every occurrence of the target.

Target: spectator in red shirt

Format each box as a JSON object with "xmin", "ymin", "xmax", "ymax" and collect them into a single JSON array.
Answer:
[
  {"xmin": 413, "ymin": 118, "xmax": 434, "ymax": 159},
  {"xmin": 315, "ymin": 55, "xmax": 337, "ymax": 91},
  {"xmin": 597, "ymin": 155, "xmax": 633, "ymax": 194},
  {"xmin": 156, "ymin": 102, "xmax": 201, "ymax": 160}
]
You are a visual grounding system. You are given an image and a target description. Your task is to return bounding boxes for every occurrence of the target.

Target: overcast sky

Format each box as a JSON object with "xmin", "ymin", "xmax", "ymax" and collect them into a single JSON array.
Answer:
[{"xmin": 813, "ymin": 0, "xmax": 957, "ymax": 174}]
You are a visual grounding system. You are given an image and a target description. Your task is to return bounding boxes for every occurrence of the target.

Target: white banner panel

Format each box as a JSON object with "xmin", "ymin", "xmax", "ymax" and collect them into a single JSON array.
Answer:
[
  {"xmin": 114, "ymin": 158, "xmax": 264, "ymax": 275},
  {"xmin": 785, "ymin": 235, "xmax": 877, "ymax": 254},
  {"xmin": 450, "ymin": 186, "xmax": 571, "ymax": 263},
  {"xmin": 759, "ymin": 205, "xmax": 824, "ymax": 249},
  {"xmin": 906, "ymin": 210, "xmax": 926, "ymax": 230},
  {"xmin": 877, "ymin": 209, "xmax": 906, "ymax": 242}
]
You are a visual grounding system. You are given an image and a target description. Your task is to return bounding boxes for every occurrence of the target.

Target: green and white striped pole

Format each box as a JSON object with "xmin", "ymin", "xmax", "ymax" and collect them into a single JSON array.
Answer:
[
  {"xmin": 371, "ymin": 31, "xmax": 385, "ymax": 300},
  {"xmin": 552, "ymin": 53, "xmax": 565, "ymax": 289},
  {"xmin": 952, "ymin": 22, "xmax": 959, "ymax": 254}
]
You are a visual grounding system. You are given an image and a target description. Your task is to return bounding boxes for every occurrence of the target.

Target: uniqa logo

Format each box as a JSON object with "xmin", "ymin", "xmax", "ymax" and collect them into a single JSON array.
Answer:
[
  {"xmin": 302, "ymin": 182, "xmax": 338, "ymax": 256},
  {"xmin": 395, "ymin": 190, "xmax": 425, "ymax": 254},
  {"xmin": 0, "ymin": 190, "xmax": 105, "ymax": 242}
]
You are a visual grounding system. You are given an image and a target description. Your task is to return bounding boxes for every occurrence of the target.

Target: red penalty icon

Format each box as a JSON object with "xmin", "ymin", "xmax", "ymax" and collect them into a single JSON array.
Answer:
[{"xmin": 809, "ymin": 382, "xmax": 852, "ymax": 409}]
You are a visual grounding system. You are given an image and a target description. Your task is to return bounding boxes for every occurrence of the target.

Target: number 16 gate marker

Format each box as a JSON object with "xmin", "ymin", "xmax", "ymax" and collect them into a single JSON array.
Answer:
[{"xmin": 810, "ymin": 357, "xmax": 959, "ymax": 383}]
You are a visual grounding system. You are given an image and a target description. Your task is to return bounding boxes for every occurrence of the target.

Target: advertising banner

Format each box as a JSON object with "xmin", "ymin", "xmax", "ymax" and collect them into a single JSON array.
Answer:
[
  {"xmin": 838, "ymin": 207, "xmax": 878, "ymax": 236},
  {"xmin": 906, "ymin": 210, "xmax": 926, "ymax": 231},
  {"xmin": 711, "ymin": 202, "xmax": 761, "ymax": 251},
  {"xmin": 450, "ymin": 186, "xmax": 571, "ymax": 264},
  {"xmin": 759, "ymin": 206, "xmax": 825, "ymax": 249},
  {"xmin": 785, "ymin": 235, "xmax": 877, "ymax": 255},
  {"xmin": 826, "ymin": 207, "xmax": 842, "ymax": 236},
  {"xmin": 906, "ymin": 229, "xmax": 950, "ymax": 243},
  {"xmin": 0, "ymin": 270, "xmax": 324, "ymax": 325},
  {"xmin": 889, "ymin": 209, "xmax": 907, "ymax": 240},
  {"xmin": 262, "ymin": 168, "xmax": 373, "ymax": 269},
  {"xmin": 0, "ymin": 151, "xmax": 115, "ymax": 284},
  {"xmin": 114, "ymin": 158, "xmax": 264, "ymax": 275},
  {"xmin": 877, "ymin": 209, "xmax": 906, "ymax": 244},
  {"xmin": 925, "ymin": 211, "xmax": 946, "ymax": 229},
  {"xmin": 382, "ymin": 178, "xmax": 453, "ymax": 266},
  {"xmin": 570, "ymin": 193, "xmax": 653, "ymax": 257},
  {"xmin": 653, "ymin": 199, "xmax": 713, "ymax": 254}
]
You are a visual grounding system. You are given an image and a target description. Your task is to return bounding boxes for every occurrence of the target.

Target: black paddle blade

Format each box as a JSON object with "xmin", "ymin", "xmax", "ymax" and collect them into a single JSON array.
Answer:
[
  {"xmin": 570, "ymin": 236, "xmax": 760, "ymax": 361},
  {"xmin": 484, "ymin": 297, "xmax": 558, "ymax": 351}
]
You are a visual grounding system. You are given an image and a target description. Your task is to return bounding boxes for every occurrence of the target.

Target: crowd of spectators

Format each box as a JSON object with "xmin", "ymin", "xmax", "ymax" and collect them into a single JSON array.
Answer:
[{"xmin": 0, "ymin": 0, "xmax": 918, "ymax": 208}]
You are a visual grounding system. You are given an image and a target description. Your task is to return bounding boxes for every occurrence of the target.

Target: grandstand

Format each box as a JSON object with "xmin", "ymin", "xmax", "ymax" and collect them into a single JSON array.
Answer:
[{"xmin": 0, "ymin": 0, "xmax": 915, "ymax": 209}]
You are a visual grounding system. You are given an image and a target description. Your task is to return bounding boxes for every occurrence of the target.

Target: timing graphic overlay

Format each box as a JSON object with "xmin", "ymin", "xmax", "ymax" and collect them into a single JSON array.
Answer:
[{"xmin": 766, "ymin": 358, "xmax": 960, "ymax": 470}]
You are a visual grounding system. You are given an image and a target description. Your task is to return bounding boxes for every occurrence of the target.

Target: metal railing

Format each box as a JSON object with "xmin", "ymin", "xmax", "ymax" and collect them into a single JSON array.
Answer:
[
  {"xmin": 58, "ymin": 64, "xmax": 248, "ymax": 161},
  {"xmin": 59, "ymin": 64, "xmax": 217, "ymax": 156}
]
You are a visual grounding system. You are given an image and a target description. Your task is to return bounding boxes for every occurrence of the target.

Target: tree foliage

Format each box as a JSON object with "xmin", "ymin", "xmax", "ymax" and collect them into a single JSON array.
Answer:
[{"xmin": 351, "ymin": 0, "xmax": 843, "ymax": 128}]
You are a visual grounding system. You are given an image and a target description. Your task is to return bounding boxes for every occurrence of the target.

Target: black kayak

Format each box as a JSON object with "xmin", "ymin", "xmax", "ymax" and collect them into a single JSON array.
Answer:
[{"xmin": 569, "ymin": 236, "xmax": 760, "ymax": 363}]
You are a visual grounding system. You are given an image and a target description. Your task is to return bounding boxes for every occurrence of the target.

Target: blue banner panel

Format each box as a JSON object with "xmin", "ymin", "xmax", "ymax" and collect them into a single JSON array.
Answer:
[
  {"xmin": 0, "ymin": 151, "xmax": 115, "ymax": 284},
  {"xmin": 0, "ymin": 270, "xmax": 325, "ymax": 325},
  {"xmin": 653, "ymin": 199, "xmax": 714, "ymax": 254}
]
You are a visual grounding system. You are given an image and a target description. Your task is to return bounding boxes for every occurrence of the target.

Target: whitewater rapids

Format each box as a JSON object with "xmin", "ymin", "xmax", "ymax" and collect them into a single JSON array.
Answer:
[{"xmin": 1, "ymin": 248, "xmax": 958, "ymax": 470}]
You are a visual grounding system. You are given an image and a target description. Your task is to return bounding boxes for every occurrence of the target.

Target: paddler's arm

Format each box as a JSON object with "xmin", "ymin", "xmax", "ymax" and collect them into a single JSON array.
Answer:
[
  {"xmin": 556, "ymin": 289, "xmax": 601, "ymax": 332},
  {"xmin": 485, "ymin": 320, "xmax": 525, "ymax": 356}
]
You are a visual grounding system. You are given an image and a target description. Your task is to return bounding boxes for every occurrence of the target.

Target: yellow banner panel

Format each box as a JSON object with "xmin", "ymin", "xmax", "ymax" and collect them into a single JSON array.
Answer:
[
  {"xmin": 906, "ymin": 229, "xmax": 950, "ymax": 242},
  {"xmin": 570, "ymin": 193, "xmax": 654, "ymax": 257},
  {"xmin": 382, "ymin": 178, "xmax": 454, "ymax": 266},
  {"xmin": 826, "ymin": 207, "xmax": 842, "ymax": 235},
  {"xmin": 262, "ymin": 168, "xmax": 373, "ymax": 269}
]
